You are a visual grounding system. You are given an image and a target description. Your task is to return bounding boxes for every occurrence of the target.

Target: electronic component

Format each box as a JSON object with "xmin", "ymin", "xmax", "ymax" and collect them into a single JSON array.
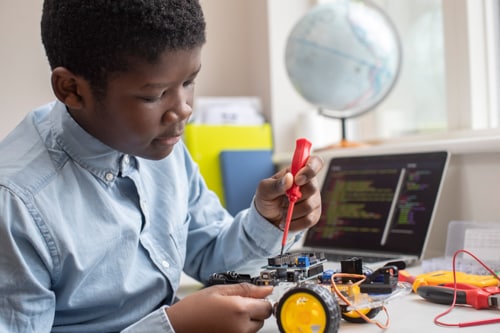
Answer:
[{"xmin": 207, "ymin": 253, "xmax": 411, "ymax": 333}]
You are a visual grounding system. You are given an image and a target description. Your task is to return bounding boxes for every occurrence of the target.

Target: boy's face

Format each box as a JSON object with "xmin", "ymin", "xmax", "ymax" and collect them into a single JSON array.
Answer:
[{"xmin": 70, "ymin": 47, "xmax": 202, "ymax": 160}]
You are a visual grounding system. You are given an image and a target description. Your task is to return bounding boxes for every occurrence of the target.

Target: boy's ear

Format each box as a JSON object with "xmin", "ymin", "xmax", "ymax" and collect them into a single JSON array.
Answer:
[{"xmin": 51, "ymin": 67, "xmax": 89, "ymax": 109}]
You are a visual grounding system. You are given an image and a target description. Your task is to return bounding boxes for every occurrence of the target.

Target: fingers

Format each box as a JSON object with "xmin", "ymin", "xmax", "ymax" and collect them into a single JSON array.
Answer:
[
  {"xmin": 294, "ymin": 155, "xmax": 325, "ymax": 186},
  {"xmin": 167, "ymin": 284, "xmax": 273, "ymax": 333},
  {"xmin": 286, "ymin": 156, "xmax": 324, "ymax": 229},
  {"xmin": 257, "ymin": 169, "xmax": 292, "ymax": 200},
  {"xmin": 255, "ymin": 156, "xmax": 323, "ymax": 201},
  {"xmin": 254, "ymin": 173, "xmax": 292, "ymax": 225},
  {"xmin": 254, "ymin": 154, "xmax": 324, "ymax": 229},
  {"xmin": 215, "ymin": 283, "xmax": 273, "ymax": 319},
  {"xmin": 246, "ymin": 298, "xmax": 273, "ymax": 322},
  {"xmin": 260, "ymin": 155, "xmax": 324, "ymax": 198},
  {"xmin": 286, "ymin": 187, "xmax": 322, "ymax": 231},
  {"xmin": 236, "ymin": 298, "xmax": 272, "ymax": 333},
  {"xmin": 218, "ymin": 282, "xmax": 273, "ymax": 297}
]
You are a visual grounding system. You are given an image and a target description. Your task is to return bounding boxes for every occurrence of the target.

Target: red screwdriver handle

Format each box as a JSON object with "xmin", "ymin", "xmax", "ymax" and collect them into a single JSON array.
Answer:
[{"xmin": 286, "ymin": 138, "xmax": 312, "ymax": 203}]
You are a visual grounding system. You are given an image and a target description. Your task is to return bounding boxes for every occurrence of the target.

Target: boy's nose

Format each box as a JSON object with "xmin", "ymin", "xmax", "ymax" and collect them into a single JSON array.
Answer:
[{"xmin": 163, "ymin": 92, "xmax": 193, "ymax": 123}]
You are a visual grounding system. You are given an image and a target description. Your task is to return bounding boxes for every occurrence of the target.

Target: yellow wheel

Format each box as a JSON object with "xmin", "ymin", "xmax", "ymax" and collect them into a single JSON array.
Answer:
[
  {"xmin": 276, "ymin": 284, "xmax": 340, "ymax": 333},
  {"xmin": 341, "ymin": 306, "xmax": 381, "ymax": 323}
]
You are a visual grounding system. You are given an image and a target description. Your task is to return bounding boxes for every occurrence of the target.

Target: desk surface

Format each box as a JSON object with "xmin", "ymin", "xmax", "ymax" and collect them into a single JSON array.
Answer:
[{"xmin": 179, "ymin": 265, "xmax": 500, "ymax": 333}]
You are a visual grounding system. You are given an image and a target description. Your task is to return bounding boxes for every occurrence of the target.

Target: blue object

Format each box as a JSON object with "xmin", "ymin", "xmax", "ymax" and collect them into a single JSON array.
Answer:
[
  {"xmin": 322, "ymin": 269, "xmax": 335, "ymax": 284},
  {"xmin": 219, "ymin": 149, "xmax": 275, "ymax": 216},
  {"xmin": 297, "ymin": 255, "xmax": 311, "ymax": 267}
]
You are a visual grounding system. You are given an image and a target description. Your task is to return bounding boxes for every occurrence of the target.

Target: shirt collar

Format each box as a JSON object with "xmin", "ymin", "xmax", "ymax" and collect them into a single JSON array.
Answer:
[{"xmin": 49, "ymin": 101, "xmax": 138, "ymax": 184}]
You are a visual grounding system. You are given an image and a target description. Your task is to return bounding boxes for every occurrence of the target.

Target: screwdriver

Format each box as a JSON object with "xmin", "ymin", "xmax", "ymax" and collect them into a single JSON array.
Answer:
[{"xmin": 280, "ymin": 138, "xmax": 312, "ymax": 256}]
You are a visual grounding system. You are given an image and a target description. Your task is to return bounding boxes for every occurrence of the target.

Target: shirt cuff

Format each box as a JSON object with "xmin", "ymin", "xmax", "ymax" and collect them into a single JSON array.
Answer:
[
  {"xmin": 121, "ymin": 306, "xmax": 174, "ymax": 333},
  {"xmin": 246, "ymin": 199, "xmax": 303, "ymax": 254}
]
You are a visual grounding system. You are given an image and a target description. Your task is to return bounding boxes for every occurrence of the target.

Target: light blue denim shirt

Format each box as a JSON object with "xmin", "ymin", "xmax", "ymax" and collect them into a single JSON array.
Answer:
[{"xmin": 0, "ymin": 101, "xmax": 299, "ymax": 332}]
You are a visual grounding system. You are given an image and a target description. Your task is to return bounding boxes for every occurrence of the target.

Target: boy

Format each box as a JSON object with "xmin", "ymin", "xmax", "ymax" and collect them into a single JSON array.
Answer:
[{"xmin": 0, "ymin": 1, "xmax": 324, "ymax": 332}]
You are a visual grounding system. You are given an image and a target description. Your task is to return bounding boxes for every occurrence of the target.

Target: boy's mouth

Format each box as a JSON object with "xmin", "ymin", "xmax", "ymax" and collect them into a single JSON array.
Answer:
[{"xmin": 154, "ymin": 133, "xmax": 182, "ymax": 146}]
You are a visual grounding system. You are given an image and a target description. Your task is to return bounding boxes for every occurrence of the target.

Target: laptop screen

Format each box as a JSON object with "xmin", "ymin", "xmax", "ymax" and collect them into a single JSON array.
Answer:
[{"xmin": 303, "ymin": 151, "xmax": 449, "ymax": 256}]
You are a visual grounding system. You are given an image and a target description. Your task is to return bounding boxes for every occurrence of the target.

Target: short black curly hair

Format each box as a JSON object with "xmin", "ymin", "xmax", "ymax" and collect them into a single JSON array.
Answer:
[{"xmin": 41, "ymin": 0, "xmax": 206, "ymax": 97}]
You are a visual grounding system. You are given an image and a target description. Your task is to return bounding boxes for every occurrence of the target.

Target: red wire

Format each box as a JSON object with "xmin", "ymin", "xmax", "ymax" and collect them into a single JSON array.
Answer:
[{"xmin": 433, "ymin": 249, "xmax": 500, "ymax": 327}]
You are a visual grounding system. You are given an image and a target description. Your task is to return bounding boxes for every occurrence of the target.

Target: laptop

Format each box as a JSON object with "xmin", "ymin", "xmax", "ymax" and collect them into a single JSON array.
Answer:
[{"xmin": 293, "ymin": 150, "xmax": 450, "ymax": 267}]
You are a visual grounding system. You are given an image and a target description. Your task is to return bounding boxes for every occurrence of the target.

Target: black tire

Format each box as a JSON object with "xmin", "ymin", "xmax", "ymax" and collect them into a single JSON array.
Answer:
[{"xmin": 276, "ymin": 283, "xmax": 341, "ymax": 333}]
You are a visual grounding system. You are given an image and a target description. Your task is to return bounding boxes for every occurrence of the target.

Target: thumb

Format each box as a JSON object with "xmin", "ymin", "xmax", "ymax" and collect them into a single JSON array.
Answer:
[
  {"xmin": 220, "ymin": 283, "xmax": 274, "ymax": 299},
  {"xmin": 254, "ymin": 171, "xmax": 293, "ymax": 225},
  {"xmin": 256, "ymin": 171, "xmax": 293, "ymax": 201}
]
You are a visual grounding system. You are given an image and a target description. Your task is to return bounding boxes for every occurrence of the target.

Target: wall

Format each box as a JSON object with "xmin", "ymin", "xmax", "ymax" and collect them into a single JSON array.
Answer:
[
  {"xmin": 0, "ymin": 1, "xmax": 53, "ymax": 138},
  {"xmin": 196, "ymin": 0, "xmax": 271, "ymax": 122},
  {"xmin": 0, "ymin": 1, "xmax": 272, "ymax": 139}
]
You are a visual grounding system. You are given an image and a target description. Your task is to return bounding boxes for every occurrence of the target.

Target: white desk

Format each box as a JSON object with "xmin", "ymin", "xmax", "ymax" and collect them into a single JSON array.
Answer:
[{"xmin": 178, "ymin": 265, "xmax": 500, "ymax": 333}]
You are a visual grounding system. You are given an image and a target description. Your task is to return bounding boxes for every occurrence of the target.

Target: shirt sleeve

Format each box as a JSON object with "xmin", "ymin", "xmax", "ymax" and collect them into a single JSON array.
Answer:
[
  {"xmin": 0, "ymin": 187, "xmax": 56, "ymax": 333},
  {"xmin": 121, "ymin": 306, "xmax": 174, "ymax": 333}
]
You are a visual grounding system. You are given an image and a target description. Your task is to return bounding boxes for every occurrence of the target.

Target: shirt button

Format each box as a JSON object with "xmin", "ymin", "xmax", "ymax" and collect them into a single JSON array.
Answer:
[
  {"xmin": 105, "ymin": 172, "xmax": 114, "ymax": 181},
  {"xmin": 161, "ymin": 260, "xmax": 170, "ymax": 268},
  {"xmin": 123, "ymin": 154, "xmax": 130, "ymax": 165}
]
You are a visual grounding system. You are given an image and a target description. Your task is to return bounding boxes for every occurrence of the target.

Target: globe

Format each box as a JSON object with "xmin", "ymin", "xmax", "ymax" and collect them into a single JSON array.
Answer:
[{"xmin": 285, "ymin": 0, "xmax": 402, "ymax": 144}]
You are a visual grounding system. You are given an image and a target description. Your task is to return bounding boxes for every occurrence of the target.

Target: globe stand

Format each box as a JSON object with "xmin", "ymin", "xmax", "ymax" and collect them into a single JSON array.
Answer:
[{"xmin": 315, "ymin": 108, "xmax": 366, "ymax": 151}]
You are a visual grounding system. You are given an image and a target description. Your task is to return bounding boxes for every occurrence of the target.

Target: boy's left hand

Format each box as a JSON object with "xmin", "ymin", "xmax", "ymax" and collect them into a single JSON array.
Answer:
[{"xmin": 254, "ymin": 155, "xmax": 324, "ymax": 232}]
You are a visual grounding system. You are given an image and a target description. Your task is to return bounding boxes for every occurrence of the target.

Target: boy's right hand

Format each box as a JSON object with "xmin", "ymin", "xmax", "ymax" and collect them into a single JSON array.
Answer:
[{"xmin": 166, "ymin": 283, "xmax": 273, "ymax": 333}]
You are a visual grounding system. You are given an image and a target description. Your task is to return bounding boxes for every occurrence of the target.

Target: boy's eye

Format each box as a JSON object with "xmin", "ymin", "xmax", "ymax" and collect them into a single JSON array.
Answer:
[
  {"xmin": 140, "ymin": 90, "xmax": 167, "ymax": 102},
  {"xmin": 140, "ymin": 96, "xmax": 161, "ymax": 102},
  {"xmin": 138, "ymin": 96, "xmax": 161, "ymax": 103},
  {"xmin": 184, "ymin": 79, "xmax": 195, "ymax": 87}
]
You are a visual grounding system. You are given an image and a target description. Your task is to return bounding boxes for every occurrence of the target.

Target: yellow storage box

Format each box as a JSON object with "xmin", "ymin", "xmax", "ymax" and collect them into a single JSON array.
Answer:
[{"xmin": 183, "ymin": 124, "xmax": 273, "ymax": 206}]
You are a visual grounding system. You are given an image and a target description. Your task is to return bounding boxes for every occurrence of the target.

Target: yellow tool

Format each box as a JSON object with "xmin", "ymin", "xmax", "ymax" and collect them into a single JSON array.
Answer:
[{"xmin": 412, "ymin": 270, "xmax": 499, "ymax": 293}]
